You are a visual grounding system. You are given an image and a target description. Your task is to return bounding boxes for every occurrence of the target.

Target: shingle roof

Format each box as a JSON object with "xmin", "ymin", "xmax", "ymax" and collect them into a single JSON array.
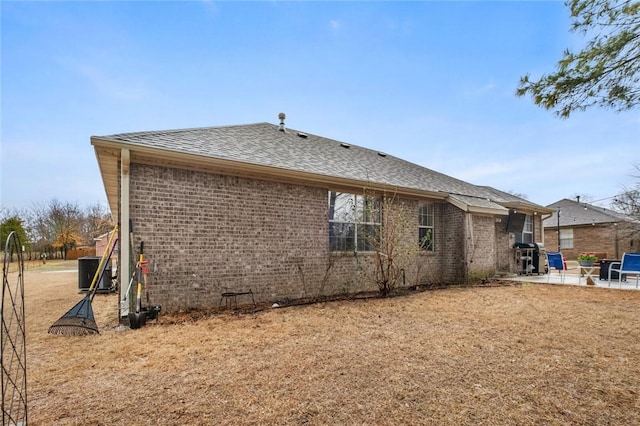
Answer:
[
  {"xmin": 448, "ymin": 194, "xmax": 507, "ymax": 211},
  {"xmin": 477, "ymin": 186, "xmax": 533, "ymax": 204},
  {"xmin": 543, "ymin": 198, "xmax": 638, "ymax": 227},
  {"xmin": 96, "ymin": 122, "xmax": 547, "ymax": 213}
]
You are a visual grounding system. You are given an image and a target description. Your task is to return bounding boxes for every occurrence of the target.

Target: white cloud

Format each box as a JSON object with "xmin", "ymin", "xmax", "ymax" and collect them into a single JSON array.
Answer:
[
  {"xmin": 454, "ymin": 162, "xmax": 516, "ymax": 181},
  {"xmin": 74, "ymin": 63, "xmax": 148, "ymax": 101},
  {"xmin": 462, "ymin": 80, "xmax": 497, "ymax": 97},
  {"xmin": 329, "ymin": 19, "xmax": 341, "ymax": 34},
  {"xmin": 200, "ymin": 0, "xmax": 218, "ymax": 15}
]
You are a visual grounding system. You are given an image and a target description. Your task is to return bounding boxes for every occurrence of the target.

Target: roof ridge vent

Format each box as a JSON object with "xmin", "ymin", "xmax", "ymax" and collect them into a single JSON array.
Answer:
[{"xmin": 278, "ymin": 112, "xmax": 286, "ymax": 132}]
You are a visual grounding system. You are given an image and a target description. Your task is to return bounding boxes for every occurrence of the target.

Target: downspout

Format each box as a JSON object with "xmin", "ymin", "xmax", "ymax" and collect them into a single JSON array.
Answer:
[
  {"xmin": 556, "ymin": 210, "xmax": 561, "ymax": 251},
  {"xmin": 464, "ymin": 212, "xmax": 473, "ymax": 283},
  {"xmin": 614, "ymin": 222, "xmax": 619, "ymax": 259},
  {"xmin": 120, "ymin": 148, "xmax": 131, "ymax": 320}
]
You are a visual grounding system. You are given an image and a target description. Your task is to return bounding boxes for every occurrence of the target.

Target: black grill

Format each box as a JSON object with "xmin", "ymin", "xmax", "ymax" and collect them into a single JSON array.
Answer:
[{"xmin": 513, "ymin": 242, "xmax": 546, "ymax": 275}]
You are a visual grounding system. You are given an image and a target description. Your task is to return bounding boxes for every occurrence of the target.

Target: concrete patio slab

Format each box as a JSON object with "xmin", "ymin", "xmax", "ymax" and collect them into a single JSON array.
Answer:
[{"xmin": 502, "ymin": 270, "xmax": 640, "ymax": 290}]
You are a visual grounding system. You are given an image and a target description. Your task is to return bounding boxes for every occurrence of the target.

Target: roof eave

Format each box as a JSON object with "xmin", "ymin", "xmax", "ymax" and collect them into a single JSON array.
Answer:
[
  {"xmin": 470, "ymin": 206, "xmax": 510, "ymax": 215},
  {"xmin": 91, "ymin": 137, "xmax": 449, "ymax": 218},
  {"xmin": 500, "ymin": 201, "xmax": 554, "ymax": 215},
  {"xmin": 447, "ymin": 196, "xmax": 509, "ymax": 216},
  {"xmin": 92, "ymin": 138, "xmax": 120, "ymax": 218}
]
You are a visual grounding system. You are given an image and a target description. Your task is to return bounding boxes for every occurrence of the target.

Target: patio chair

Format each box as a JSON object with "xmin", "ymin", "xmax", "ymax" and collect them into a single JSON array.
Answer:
[
  {"xmin": 608, "ymin": 252, "xmax": 640, "ymax": 288},
  {"xmin": 546, "ymin": 252, "xmax": 576, "ymax": 283}
]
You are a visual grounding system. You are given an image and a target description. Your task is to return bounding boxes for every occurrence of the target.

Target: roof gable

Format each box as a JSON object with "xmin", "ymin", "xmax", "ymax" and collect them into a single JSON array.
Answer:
[{"xmin": 543, "ymin": 198, "xmax": 639, "ymax": 227}]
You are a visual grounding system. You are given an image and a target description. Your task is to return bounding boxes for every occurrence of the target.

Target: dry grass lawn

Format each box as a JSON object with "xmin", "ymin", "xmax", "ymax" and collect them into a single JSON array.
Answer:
[{"xmin": 10, "ymin": 260, "xmax": 640, "ymax": 425}]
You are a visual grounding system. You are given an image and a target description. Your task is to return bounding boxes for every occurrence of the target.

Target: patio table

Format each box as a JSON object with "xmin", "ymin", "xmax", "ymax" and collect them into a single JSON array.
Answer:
[{"xmin": 579, "ymin": 265, "xmax": 598, "ymax": 285}]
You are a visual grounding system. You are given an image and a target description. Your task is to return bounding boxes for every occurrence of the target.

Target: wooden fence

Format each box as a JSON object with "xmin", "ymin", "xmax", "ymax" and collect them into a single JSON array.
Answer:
[{"xmin": 66, "ymin": 247, "xmax": 96, "ymax": 260}]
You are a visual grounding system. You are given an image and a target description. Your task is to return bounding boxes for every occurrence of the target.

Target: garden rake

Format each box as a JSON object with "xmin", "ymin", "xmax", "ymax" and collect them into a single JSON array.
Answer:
[{"xmin": 48, "ymin": 225, "xmax": 118, "ymax": 336}]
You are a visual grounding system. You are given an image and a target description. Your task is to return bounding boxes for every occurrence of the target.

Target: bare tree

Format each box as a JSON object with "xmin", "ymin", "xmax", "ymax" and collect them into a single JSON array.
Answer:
[
  {"xmin": 612, "ymin": 164, "xmax": 640, "ymax": 219},
  {"xmin": 370, "ymin": 194, "xmax": 422, "ymax": 297},
  {"xmin": 82, "ymin": 202, "xmax": 114, "ymax": 246},
  {"xmin": 3, "ymin": 201, "xmax": 114, "ymax": 261},
  {"xmin": 505, "ymin": 190, "xmax": 528, "ymax": 200},
  {"xmin": 26, "ymin": 202, "xmax": 53, "ymax": 257},
  {"xmin": 26, "ymin": 199, "xmax": 84, "ymax": 259}
]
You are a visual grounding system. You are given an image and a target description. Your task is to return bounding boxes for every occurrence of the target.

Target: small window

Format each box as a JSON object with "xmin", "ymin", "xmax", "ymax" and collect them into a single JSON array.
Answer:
[
  {"xmin": 515, "ymin": 215, "xmax": 533, "ymax": 244},
  {"xmin": 418, "ymin": 204, "xmax": 434, "ymax": 251},
  {"xmin": 559, "ymin": 229, "xmax": 574, "ymax": 249}
]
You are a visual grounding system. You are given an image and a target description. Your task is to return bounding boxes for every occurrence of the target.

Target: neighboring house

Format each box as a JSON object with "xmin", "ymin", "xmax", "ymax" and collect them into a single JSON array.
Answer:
[
  {"xmin": 94, "ymin": 230, "xmax": 117, "ymax": 258},
  {"xmin": 92, "ymin": 115, "xmax": 552, "ymax": 316},
  {"xmin": 543, "ymin": 198, "xmax": 640, "ymax": 260}
]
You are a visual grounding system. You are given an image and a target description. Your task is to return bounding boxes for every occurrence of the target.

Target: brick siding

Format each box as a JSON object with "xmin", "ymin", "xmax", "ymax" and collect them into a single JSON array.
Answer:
[
  {"xmin": 495, "ymin": 219, "xmax": 512, "ymax": 273},
  {"xmin": 129, "ymin": 163, "xmax": 335, "ymax": 312},
  {"xmin": 544, "ymin": 222, "xmax": 638, "ymax": 260},
  {"xmin": 467, "ymin": 215, "xmax": 497, "ymax": 278},
  {"xmin": 124, "ymin": 162, "xmax": 509, "ymax": 312}
]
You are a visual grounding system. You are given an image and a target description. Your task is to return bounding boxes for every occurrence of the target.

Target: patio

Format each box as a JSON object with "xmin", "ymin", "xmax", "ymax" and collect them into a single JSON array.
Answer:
[{"xmin": 503, "ymin": 268, "xmax": 640, "ymax": 290}]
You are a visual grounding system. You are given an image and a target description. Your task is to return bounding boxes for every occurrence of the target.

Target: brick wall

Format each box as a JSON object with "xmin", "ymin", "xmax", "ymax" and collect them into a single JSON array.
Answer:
[
  {"xmin": 130, "ymin": 164, "xmax": 333, "ymax": 311},
  {"xmin": 466, "ymin": 215, "xmax": 497, "ymax": 278},
  {"xmin": 437, "ymin": 204, "xmax": 467, "ymax": 282},
  {"xmin": 95, "ymin": 230, "xmax": 116, "ymax": 257},
  {"xmin": 316, "ymin": 199, "xmax": 469, "ymax": 289},
  {"xmin": 617, "ymin": 222, "xmax": 640, "ymax": 255},
  {"xmin": 495, "ymin": 219, "xmax": 512, "ymax": 273},
  {"xmin": 371, "ymin": 198, "xmax": 453, "ymax": 287},
  {"xmin": 571, "ymin": 224, "xmax": 613, "ymax": 259},
  {"xmin": 533, "ymin": 214, "xmax": 543, "ymax": 245},
  {"xmin": 126, "ymin": 163, "xmax": 494, "ymax": 312},
  {"xmin": 544, "ymin": 228, "xmax": 560, "ymax": 254}
]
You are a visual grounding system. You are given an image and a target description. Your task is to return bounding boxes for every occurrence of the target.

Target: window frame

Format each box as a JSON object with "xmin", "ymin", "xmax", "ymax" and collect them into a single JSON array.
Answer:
[
  {"xmin": 559, "ymin": 228, "xmax": 574, "ymax": 249},
  {"xmin": 515, "ymin": 214, "xmax": 534, "ymax": 244},
  {"xmin": 418, "ymin": 203, "xmax": 435, "ymax": 251},
  {"xmin": 328, "ymin": 192, "xmax": 381, "ymax": 252}
]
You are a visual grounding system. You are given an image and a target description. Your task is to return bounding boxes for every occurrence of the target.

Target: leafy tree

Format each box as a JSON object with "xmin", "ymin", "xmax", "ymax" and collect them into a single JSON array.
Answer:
[
  {"xmin": 517, "ymin": 0, "xmax": 640, "ymax": 117},
  {"xmin": 48, "ymin": 200, "xmax": 84, "ymax": 259},
  {"xmin": 0, "ymin": 216, "xmax": 29, "ymax": 255}
]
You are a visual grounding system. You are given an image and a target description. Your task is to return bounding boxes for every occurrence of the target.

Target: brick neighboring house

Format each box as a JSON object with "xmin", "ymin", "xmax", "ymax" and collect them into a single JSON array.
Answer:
[
  {"xmin": 91, "ymin": 116, "xmax": 552, "ymax": 316},
  {"xmin": 543, "ymin": 198, "xmax": 640, "ymax": 260},
  {"xmin": 95, "ymin": 230, "xmax": 117, "ymax": 258}
]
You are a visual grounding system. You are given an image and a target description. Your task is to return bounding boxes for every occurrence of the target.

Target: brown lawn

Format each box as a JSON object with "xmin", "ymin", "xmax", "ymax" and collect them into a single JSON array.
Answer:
[{"xmin": 10, "ymin": 260, "xmax": 640, "ymax": 425}]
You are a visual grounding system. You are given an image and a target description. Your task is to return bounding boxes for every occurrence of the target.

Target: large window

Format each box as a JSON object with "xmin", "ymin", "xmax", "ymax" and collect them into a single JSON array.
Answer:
[
  {"xmin": 328, "ymin": 192, "xmax": 381, "ymax": 252},
  {"xmin": 515, "ymin": 215, "xmax": 533, "ymax": 244},
  {"xmin": 418, "ymin": 204, "xmax": 435, "ymax": 251},
  {"xmin": 559, "ymin": 229, "xmax": 574, "ymax": 249}
]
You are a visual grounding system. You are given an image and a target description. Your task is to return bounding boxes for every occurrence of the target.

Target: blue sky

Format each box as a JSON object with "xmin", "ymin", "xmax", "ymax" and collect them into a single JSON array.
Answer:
[{"xmin": 1, "ymin": 1, "xmax": 638, "ymax": 213}]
